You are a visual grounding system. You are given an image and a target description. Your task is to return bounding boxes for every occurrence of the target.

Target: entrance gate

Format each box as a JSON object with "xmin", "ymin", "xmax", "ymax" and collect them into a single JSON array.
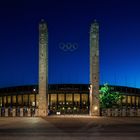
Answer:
[{"xmin": 48, "ymin": 93, "xmax": 89, "ymax": 115}]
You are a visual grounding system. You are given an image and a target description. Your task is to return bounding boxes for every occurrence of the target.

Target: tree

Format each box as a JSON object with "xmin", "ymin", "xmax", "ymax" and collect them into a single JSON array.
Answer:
[{"xmin": 99, "ymin": 83, "xmax": 123, "ymax": 108}]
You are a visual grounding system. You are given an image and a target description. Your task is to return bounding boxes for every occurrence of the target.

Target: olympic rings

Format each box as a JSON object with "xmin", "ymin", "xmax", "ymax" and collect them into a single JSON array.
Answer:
[{"xmin": 59, "ymin": 42, "xmax": 78, "ymax": 52}]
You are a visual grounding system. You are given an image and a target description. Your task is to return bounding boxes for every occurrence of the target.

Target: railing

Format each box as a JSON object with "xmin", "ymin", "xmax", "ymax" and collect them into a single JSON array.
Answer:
[
  {"xmin": 0, "ymin": 107, "xmax": 89, "ymax": 116},
  {"xmin": 101, "ymin": 108, "xmax": 140, "ymax": 117},
  {"xmin": 1, "ymin": 107, "xmax": 140, "ymax": 117},
  {"xmin": 0, "ymin": 107, "xmax": 39, "ymax": 117}
]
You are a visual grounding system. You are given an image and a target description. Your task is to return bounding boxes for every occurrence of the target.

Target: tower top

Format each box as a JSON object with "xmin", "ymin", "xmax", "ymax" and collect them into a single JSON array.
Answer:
[
  {"xmin": 94, "ymin": 19, "xmax": 97, "ymax": 23},
  {"xmin": 90, "ymin": 19, "xmax": 99, "ymax": 32},
  {"xmin": 39, "ymin": 19, "xmax": 47, "ymax": 30},
  {"xmin": 92, "ymin": 19, "xmax": 99, "ymax": 26},
  {"xmin": 40, "ymin": 19, "xmax": 46, "ymax": 24}
]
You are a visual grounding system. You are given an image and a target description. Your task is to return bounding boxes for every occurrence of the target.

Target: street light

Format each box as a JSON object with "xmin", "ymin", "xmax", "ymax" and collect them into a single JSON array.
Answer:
[{"xmin": 33, "ymin": 88, "xmax": 36, "ymax": 92}]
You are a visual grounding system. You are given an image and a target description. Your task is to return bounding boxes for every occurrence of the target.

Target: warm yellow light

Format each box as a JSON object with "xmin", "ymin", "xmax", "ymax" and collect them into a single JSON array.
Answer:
[
  {"xmin": 94, "ymin": 106, "xmax": 98, "ymax": 111},
  {"xmin": 32, "ymin": 102, "xmax": 35, "ymax": 106}
]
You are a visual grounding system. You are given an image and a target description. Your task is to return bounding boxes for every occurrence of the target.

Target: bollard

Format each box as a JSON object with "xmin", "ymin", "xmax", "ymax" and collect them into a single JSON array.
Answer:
[
  {"xmin": 111, "ymin": 108, "xmax": 115, "ymax": 117},
  {"xmin": 20, "ymin": 108, "xmax": 23, "ymax": 117},
  {"xmin": 105, "ymin": 109, "xmax": 108, "ymax": 116},
  {"xmin": 107, "ymin": 108, "xmax": 111, "ymax": 117},
  {"xmin": 104, "ymin": 109, "xmax": 107, "ymax": 116},
  {"xmin": 130, "ymin": 108, "xmax": 134, "ymax": 117},
  {"xmin": 101, "ymin": 109, "xmax": 103, "ymax": 116},
  {"xmin": 1, "ymin": 108, "xmax": 5, "ymax": 117},
  {"xmin": 5, "ymin": 108, "xmax": 8, "ymax": 117},
  {"xmin": 12, "ymin": 108, "xmax": 16, "ymax": 117},
  {"xmin": 9, "ymin": 108, "xmax": 13, "ymax": 117},
  {"xmin": 137, "ymin": 109, "xmax": 140, "ymax": 116},
  {"xmin": 118, "ymin": 109, "xmax": 122, "ymax": 116},
  {"xmin": 115, "ymin": 109, "xmax": 118, "ymax": 117},
  {"xmin": 23, "ymin": 108, "xmax": 28, "ymax": 117},
  {"xmin": 101, "ymin": 109, "xmax": 106, "ymax": 116},
  {"xmin": 35, "ymin": 109, "xmax": 39, "ymax": 117},
  {"xmin": 31, "ymin": 108, "xmax": 35, "ymax": 117},
  {"xmin": 126, "ymin": 108, "xmax": 130, "ymax": 116},
  {"xmin": 16, "ymin": 107, "xmax": 20, "ymax": 117},
  {"xmin": 102, "ymin": 109, "xmax": 107, "ymax": 116},
  {"xmin": 122, "ymin": 108, "xmax": 126, "ymax": 117},
  {"xmin": 134, "ymin": 108, "xmax": 137, "ymax": 116},
  {"xmin": 28, "ymin": 108, "xmax": 31, "ymax": 117}
]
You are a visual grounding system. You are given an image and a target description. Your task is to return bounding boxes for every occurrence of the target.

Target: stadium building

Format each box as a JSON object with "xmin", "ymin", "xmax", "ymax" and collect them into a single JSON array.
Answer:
[
  {"xmin": 0, "ymin": 84, "xmax": 140, "ymax": 116},
  {"xmin": 0, "ymin": 20, "xmax": 140, "ymax": 117}
]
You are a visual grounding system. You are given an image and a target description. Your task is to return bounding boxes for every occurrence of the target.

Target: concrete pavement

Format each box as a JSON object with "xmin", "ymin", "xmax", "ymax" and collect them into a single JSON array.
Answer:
[{"xmin": 0, "ymin": 117, "xmax": 140, "ymax": 140}]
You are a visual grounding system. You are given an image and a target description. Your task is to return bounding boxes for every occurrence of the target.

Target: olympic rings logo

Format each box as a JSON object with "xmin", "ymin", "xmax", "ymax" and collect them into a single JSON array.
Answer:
[{"xmin": 59, "ymin": 42, "xmax": 78, "ymax": 52}]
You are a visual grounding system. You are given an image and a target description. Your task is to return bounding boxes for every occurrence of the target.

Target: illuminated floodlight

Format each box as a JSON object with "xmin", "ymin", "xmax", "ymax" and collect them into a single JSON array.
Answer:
[{"xmin": 94, "ymin": 106, "xmax": 98, "ymax": 111}]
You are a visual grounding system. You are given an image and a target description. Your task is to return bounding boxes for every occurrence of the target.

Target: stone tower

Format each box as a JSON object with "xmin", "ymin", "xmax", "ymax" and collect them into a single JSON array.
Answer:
[
  {"xmin": 38, "ymin": 19, "xmax": 48, "ymax": 116},
  {"xmin": 89, "ymin": 20, "xmax": 100, "ymax": 116}
]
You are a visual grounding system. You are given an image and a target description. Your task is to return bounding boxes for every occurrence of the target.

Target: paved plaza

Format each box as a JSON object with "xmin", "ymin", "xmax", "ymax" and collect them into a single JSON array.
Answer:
[{"xmin": 0, "ymin": 116, "xmax": 140, "ymax": 140}]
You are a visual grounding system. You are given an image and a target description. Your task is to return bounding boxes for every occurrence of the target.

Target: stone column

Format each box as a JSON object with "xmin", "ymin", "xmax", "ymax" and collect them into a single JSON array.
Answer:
[
  {"xmin": 89, "ymin": 20, "xmax": 100, "ymax": 116},
  {"xmin": 38, "ymin": 19, "xmax": 48, "ymax": 116}
]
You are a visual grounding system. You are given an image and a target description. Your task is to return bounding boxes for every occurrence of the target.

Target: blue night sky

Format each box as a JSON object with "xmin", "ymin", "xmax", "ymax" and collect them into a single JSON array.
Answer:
[{"xmin": 0, "ymin": 0, "xmax": 140, "ymax": 88}]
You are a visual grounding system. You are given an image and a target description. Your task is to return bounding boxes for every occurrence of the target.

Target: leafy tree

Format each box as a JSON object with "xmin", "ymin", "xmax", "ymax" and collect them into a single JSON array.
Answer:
[{"xmin": 99, "ymin": 83, "xmax": 123, "ymax": 108}]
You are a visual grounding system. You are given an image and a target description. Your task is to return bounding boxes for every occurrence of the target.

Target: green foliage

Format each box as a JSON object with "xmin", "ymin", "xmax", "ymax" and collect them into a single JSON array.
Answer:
[{"xmin": 99, "ymin": 83, "xmax": 123, "ymax": 108}]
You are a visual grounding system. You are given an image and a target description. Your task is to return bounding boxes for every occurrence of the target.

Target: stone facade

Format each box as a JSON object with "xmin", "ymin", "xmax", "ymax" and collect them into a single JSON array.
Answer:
[
  {"xmin": 38, "ymin": 19, "xmax": 48, "ymax": 116},
  {"xmin": 89, "ymin": 20, "xmax": 100, "ymax": 116}
]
